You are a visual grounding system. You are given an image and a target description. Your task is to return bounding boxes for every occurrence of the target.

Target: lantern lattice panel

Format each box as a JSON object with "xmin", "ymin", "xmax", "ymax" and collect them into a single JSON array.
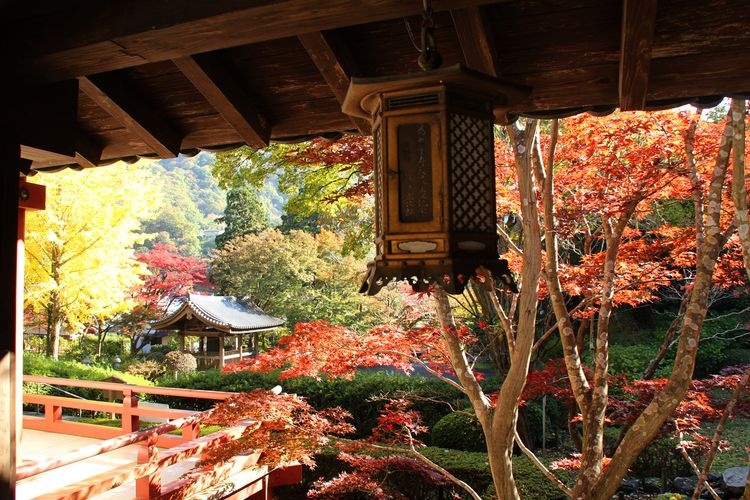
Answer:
[
  {"xmin": 449, "ymin": 112, "xmax": 495, "ymax": 233},
  {"xmin": 373, "ymin": 124, "xmax": 383, "ymax": 238}
]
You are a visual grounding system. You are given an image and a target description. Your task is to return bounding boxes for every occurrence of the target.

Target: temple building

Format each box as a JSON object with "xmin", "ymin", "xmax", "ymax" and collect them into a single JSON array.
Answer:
[{"xmin": 151, "ymin": 294, "xmax": 284, "ymax": 370}]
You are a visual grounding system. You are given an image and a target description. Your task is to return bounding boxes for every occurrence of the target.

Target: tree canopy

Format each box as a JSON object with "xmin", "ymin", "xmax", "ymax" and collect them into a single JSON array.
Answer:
[{"xmin": 24, "ymin": 162, "xmax": 158, "ymax": 358}]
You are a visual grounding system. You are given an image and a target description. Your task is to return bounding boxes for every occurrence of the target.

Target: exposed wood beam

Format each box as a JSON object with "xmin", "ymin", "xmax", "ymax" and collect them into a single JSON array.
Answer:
[
  {"xmin": 173, "ymin": 54, "xmax": 271, "ymax": 148},
  {"xmin": 74, "ymin": 130, "xmax": 103, "ymax": 168},
  {"xmin": 79, "ymin": 73, "xmax": 182, "ymax": 158},
  {"xmin": 297, "ymin": 31, "xmax": 370, "ymax": 134},
  {"xmin": 619, "ymin": 0, "xmax": 658, "ymax": 110},
  {"xmin": 21, "ymin": 130, "xmax": 101, "ymax": 169},
  {"xmin": 14, "ymin": 0, "xmax": 505, "ymax": 83},
  {"xmin": 451, "ymin": 7, "xmax": 499, "ymax": 76}
]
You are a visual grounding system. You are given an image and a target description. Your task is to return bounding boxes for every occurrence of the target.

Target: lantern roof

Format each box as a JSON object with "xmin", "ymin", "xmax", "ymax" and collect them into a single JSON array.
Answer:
[
  {"xmin": 151, "ymin": 294, "xmax": 285, "ymax": 334},
  {"xmin": 342, "ymin": 65, "xmax": 530, "ymax": 119},
  {"xmin": 9, "ymin": 0, "xmax": 750, "ymax": 172}
]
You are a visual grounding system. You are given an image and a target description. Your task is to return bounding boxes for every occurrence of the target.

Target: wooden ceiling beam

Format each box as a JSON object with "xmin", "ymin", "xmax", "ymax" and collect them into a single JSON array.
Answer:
[
  {"xmin": 618, "ymin": 0, "xmax": 658, "ymax": 110},
  {"xmin": 297, "ymin": 31, "xmax": 370, "ymax": 134},
  {"xmin": 451, "ymin": 6, "xmax": 499, "ymax": 77},
  {"xmin": 14, "ymin": 0, "xmax": 504, "ymax": 83},
  {"xmin": 173, "ymin": 54, "xmax": 271, "ymax": 148},
  {"xmin": 79, "ymin": 73, "xmax": 182, "ymax": 158},
  {"xmin": 74, "ymin": 131, "xmax": 103, "ymax": 168}
]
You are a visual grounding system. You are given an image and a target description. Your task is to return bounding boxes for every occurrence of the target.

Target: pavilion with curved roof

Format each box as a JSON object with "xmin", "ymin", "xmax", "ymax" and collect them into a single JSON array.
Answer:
[{"xmin": 151, "ymin": 294, "xmax": 285, "ymax": 370}]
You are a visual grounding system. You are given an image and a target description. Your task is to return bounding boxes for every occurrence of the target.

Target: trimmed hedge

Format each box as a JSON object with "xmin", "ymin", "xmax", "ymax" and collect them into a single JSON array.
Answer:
[
  {"xmin": 289, "ymin": 446, "xmax": 572, "ymax": 500},
  {"xmin": 431, "ymin": 411, "xmax": 486, "ymax": 451},
  {"xmin": 23, "ymin": 352, "xmax": 152, "ymax": 403},
  {"xmin": 158, "ymin": 370, "xmax": 467, "ymax": 436}
]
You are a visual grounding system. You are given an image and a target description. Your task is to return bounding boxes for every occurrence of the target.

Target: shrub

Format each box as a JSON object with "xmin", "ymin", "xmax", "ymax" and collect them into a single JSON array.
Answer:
[
  {"xmin": 608, "ymin": 343, "xmax": 661, "ymax": 377},
  {"xmin": 59, "ymin": 334, "xmax": 128, "ymax": 363},
  {"xmin": 631, "ymin": 436, "xmax": 691, "ymax": 481},
  {"xmin": 431, "ymin": 411, "xmax": 486, "ymax": 451},
  {"xmin": 163, "ymin": 351, "xmax": 197, "ymax": 377},
  {"xmin": 125, "ymin": 359, "xmax": 165, "ymax": 381},
  {"xmin": 143, "ymin": 343, "xmax": 173, "ymax": 362}
]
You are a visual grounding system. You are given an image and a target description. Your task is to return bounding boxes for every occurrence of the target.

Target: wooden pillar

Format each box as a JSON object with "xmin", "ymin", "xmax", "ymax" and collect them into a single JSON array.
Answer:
[
  {"xmin": 218, "ymin": 335, "xmax": 225, "ymax": 369},
  {"xmin": 0, "ymin": 142, "xmax": 21, "ymax": 497}
]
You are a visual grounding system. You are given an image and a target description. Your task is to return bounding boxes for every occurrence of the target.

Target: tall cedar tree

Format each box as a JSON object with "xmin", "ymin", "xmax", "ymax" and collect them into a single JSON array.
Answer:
[{"xmin": 214, "ymin": 185, "xmax": 270, "ymax": 249}]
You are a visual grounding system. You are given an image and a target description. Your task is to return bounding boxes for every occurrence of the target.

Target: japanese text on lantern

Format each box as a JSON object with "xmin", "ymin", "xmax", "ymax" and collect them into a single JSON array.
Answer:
[{"xmin": 397, "ymin": 123, "xmax": 432, "ymax": 223}]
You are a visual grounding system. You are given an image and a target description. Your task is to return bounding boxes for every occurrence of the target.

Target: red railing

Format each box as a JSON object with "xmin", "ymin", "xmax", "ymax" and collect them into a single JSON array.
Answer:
[{"xmin": 19, "ymin": 375, "xmax": 302, "ymax": 499}]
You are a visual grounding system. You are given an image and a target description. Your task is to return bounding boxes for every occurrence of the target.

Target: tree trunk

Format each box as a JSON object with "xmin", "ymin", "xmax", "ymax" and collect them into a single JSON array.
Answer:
[
  {"xmin": 48, "ymin": 317, "xmax": 61, "ymax": 360},
  {"xmin": 591, "ymin": 109, "xmax": 734, "ymax": 500},
  {"xmin": 426, "ymin": 120, "xmax": 545, "ymax": 500}
]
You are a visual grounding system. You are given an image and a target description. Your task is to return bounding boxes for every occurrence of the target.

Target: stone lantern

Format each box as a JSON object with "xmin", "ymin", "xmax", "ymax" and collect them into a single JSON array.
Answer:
[{"xmin": 343, "ymin": 65, "xmax": 528, "ymax": 295}]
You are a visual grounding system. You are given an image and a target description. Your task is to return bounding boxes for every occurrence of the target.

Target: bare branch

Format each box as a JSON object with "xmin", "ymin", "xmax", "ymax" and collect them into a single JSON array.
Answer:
[
  {"xmin": 692, "ymin": 366, "xmax": 750, "ymax": 499},
  {"xmin": 514, "ymin": 429, "xmax": 573, "ymax": 497}
]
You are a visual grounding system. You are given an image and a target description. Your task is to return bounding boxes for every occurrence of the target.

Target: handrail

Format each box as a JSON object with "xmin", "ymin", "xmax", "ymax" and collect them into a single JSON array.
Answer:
[
  {"xmin": 19, "ymin": 376, "xmax": 302, "ymax": 499},
  {"xmin": 17, "ymin": 411, "xmax": 209, "ymax": 480},
  {"xmin": 23, "ymin": 375, "xmax": 235, "ymax": 400}
]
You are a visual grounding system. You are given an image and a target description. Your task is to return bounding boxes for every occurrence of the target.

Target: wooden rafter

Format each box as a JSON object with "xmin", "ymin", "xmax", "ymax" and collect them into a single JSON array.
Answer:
[
  {"xmin": 79, "ymin": 73, "xmax": 182, "ymax": 158},
  {"xmin": 298, "ymin": 31, "xmax": 370, "ymax": 134},
  {"xmin": 173, "ymin": 55, "xmax": 271, "ymax": 148},
  {"xmin": 14, "ymin": 0, "xmax": 501, "ymax": 83},
  {"xmin": 74, "ymin": 130, "xmax": 103, "ymax": 168},
  {"xmin": 619, "ymin": 0, "xmax": 658, "ymax": 110},
  {"xmin": 451, "ymin": 6, "xmax": 499, "ymax": 77}
]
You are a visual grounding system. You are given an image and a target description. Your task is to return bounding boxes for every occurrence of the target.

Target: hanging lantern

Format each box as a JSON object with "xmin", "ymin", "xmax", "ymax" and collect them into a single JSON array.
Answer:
[{"xmin": 343, "ymin": 65, "xmax": 529, "ymax": 295}]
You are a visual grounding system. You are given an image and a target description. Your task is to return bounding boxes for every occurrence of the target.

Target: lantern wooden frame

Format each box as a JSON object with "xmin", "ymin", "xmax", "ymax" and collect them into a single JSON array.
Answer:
[{"xmin": 343, "ymin": 65, "xmax": 529, "ymax": 295}]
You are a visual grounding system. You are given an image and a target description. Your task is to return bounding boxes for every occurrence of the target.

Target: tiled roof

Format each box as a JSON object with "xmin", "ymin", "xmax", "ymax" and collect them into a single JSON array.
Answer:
[{"xmin": 151, "ymin": 294, "xmax": 284, "ymax": 333}]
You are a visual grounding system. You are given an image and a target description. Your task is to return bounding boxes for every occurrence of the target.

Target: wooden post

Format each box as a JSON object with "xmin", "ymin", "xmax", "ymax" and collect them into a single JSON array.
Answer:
[
  {"xmin": 218, "ymin": 336, "xmax": 225, "ymax": 369},
  {"xmin": 0, "ymin": 141, "xmax": 21, "ymax": 497},
  {"xmin": 122, "ymin": 389, "xmax": 140, "ymax": 433},
  {"xmin": 136, "ymin": 433, "xmax": 160, "ymax": 499}
]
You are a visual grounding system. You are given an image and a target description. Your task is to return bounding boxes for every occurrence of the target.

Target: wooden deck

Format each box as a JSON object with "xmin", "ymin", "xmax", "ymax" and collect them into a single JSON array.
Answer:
[
  {"xmin": 17, "ymin": 429, "xmax": 197, "ymax": 499},
  {"xmin": 16, "ymin": 376, "xmax": 303, "ymax": 499}
]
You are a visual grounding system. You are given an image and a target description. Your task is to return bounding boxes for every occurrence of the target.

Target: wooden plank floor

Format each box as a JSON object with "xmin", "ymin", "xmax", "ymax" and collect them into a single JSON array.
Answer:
[{"xmin": 16, "ymin": 429, "xmax": 198, "ymax": 499}]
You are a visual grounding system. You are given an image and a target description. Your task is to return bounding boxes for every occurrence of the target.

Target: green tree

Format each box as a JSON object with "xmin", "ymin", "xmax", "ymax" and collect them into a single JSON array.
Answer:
[
  {"xmin": 214, "ymin": 185, "xmax": 271, "ymax": 249},
  {"xmin": 24, "ymin": 162, "xmax": 157, "ymax": 359},
  {"xmin": 211, "ymin": 229, "xmax": 394, "ymax": 330},
  {"xmin": 212, "ymin": 137, "xmax": 374, "ymax": 257}
]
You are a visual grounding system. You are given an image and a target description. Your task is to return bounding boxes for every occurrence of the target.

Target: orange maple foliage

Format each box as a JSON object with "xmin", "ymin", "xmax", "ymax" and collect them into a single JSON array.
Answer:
[
  {"xmin": 497, "ymin": 110, "xmax": 746, "ymax": 313},
  {"xmin": 203, "ymin": 388, "xmax": 354, "ymax": 468},
  {"xmin": 225, "ymin": 320, "xmax": 470, "ymax": 381}
]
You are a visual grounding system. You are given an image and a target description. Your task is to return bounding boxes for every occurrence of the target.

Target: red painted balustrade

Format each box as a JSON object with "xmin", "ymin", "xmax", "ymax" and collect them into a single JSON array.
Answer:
[{"xmin": 19, "ymin": 375, "xmax": 302, "ymax": 499}]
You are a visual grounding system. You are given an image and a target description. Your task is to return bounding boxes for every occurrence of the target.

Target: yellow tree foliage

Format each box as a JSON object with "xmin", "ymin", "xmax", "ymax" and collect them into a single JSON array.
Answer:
[{"xmin": 24, "ymin": 162, "xmax": 158, "ymax": 359}]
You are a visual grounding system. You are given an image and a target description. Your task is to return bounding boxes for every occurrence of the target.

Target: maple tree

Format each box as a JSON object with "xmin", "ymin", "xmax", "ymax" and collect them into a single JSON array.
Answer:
[
  {"xmin": 125, "ymin": 242, "xmax": 212, "ymax": 354},
  {"xmin": 529, "ymin": 105, "xmax": 748, "ymax": 498},
  {"xmin": 199, "ymin": 388, "xmax": 355, "ymax": 488},
  {"xmin": 220, "ymin": 119, "xmax": 544, "ymax": 499},
  {"xmin": 213, "ymin": 105, "xmax": 749, "ymax": 499}
]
